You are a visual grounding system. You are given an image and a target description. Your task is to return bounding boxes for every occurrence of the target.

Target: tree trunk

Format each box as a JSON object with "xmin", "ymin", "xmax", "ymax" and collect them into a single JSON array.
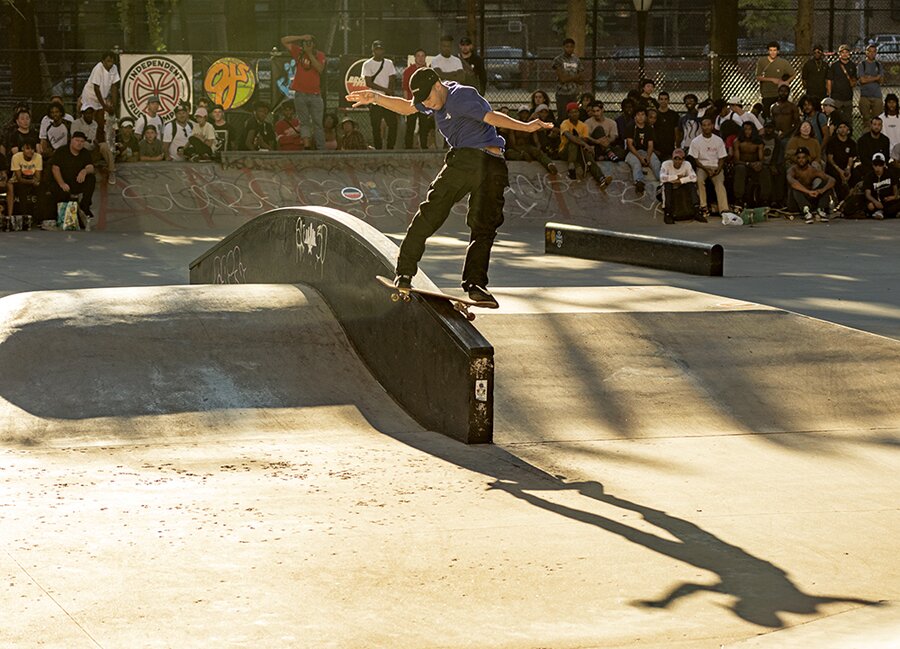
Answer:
[
  {"xmin": 467, "ymin": 0, "xmax": 478, "ymax": 47},
  {"xmin": 709, "ymin": 0, "xmax": 738, "ymax": 101},
  {"xmin": 9, "ymin": 0, "xmax": 43, "ymax": 99},
  {"xmin": 795, "ymin": 0, "xmax": 813, "ymax": 54},
  {"xmin": 566, "ymin": 0, "xmax": 587, "ymax": 56}
]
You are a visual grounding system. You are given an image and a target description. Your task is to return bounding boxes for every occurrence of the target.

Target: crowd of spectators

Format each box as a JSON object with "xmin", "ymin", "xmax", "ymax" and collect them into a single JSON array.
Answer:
[{"xmin": 4, "ymin": 37, "xmax": 900, "ymax": 229}]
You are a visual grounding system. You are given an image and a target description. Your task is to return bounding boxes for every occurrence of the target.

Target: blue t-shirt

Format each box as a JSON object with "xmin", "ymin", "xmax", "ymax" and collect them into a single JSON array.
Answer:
[
  {"xmin": 415, "ymin": 81, "xmax": 506, "ymax": 150},
  {"xmin": 857, "ymin": 60, "xmax": 883, "ymax": 98}
]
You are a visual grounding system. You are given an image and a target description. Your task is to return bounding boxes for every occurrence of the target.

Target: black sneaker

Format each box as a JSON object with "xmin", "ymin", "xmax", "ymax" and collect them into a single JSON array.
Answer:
[
  {"xmin": 567, "ymin": 169, "xmax": 577, "ymax": 180},
  {"xmin": 393, "ymin": 274, "xmax": 412, "ymax": 290},
  {"xmin": 635, "ymin": 180, "xmax": 645, "ymax": 195},
  {"xmin": 663, "ymin": 212, "xmax": 675, "ymax": 224},
  {"xmin": 466, "ymin": 285, "xmax": 499, "ymax": 308}
]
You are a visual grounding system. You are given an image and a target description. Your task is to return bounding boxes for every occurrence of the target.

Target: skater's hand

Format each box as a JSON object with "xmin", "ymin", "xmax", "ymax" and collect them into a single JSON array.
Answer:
[
  {"xmin": 346, "ymin": 90, "xmax": 376, "ymax": 107},
  {"xmin": 524, "ymin": 119, "xmax": 554, "ymax": 132}
]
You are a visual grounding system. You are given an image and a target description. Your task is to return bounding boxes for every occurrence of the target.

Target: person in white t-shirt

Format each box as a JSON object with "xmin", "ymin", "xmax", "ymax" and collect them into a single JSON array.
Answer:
[
  {"xmin": 659, "ymin": 148, "xmax": 702, "ymax": 223},
  {"xmin": 79, "ymin": 51, "xmax": 120, "ymax": 183},
  {"xmin": 183, "ymin": 107, "xmax": 217, "ymax": 160},
  {"xmin": 38, "ymin": 96, "xmax": 74, "ymax": 153},
  {"xmin": 430, "ymin": 35, "xmax": 464, "ymax": 82},
  {"xmin": 41, "ymin": 102, "xmax": 71, "ymax": 156},
  {"xmin": 162, "ymin": 104, "xmax": 195, "ymax": 161},
  {"xmin": 362, "ymin": 40, "xmax": 398, "ymax": 149},
  {"xmin": 134, "ymin": 96, "xmax": 166, "ymax": 138},
  {"xmin": 688, "ymin": 116, "xmax": 730, "ymax": 216}
]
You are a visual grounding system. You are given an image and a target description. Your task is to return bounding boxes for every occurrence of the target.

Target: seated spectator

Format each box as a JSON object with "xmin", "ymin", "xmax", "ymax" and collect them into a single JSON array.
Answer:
[
  {"xmin": 162, "ymin": 104, "xmax": 194, "ymax": 160},
  {"xmin": 761, "ymin": 120, "xmax": 785, "ymax": 206},
  {"xmin": 614, "ymin": 98, "xmax": 635, "ymax": 149},
  {"xmin": 275, "ymin": 102, "xmax": 304, "ymax": 151},
  {"xmin": 785, "ymin": 121, "xmax": 822, "ymax": 168},
  {"xmin": 183, "ymin": 107, "xmax": 216, "ymax": 160},
  {"xmin": 732, "ymin": 122, "xmax": 765, "ymax": 208},
  {"xmin": 825, "ymin": 121, "xmax": 857, "ymax": 201},
  {"xmin": 639, "ymin": 79, "xmax": 659, "ymax": 110},
  {"xmin": 6, "ymin": 138, "xmax": 41, "ymax": 220},
  {"xmin": 798, "ymin": 95, "xmax": 828, "ymax": 146},
  {"xmin": 624, "ymin": 106, "xmax": 661, "ymax": 195},
  {"xmin": 820, "ymin": 97, "xmax": 847, "ymax": 139},
  {"xmin": 678, "ymin": 94, "xmax": 702, "ymax": 151},
  {"xmin": 857, "ymin": 117, "xmax": 891, "ymax": 178},
  {"xmin": 505, "ymin": 106, "xmax": 558, "ymax": 175},
  {"xmin": 558, "ymin": 102, "xmax": 612, "ymax": 187},
  {"xmin": 5, "ymin": 108, "xmax": 39, "ymax": 158},
  {"xmin": 688, "ymin": 116, "xmax": 729, "ymax": 217},
  {"xmin": 72, "ymin": 106, "xmax": 115, "ymax": 183},
  {"xmin": 584, "ymin": 101, "xmax": 617, "ymax": 147},
  {"xmin": 787, "ymin": 146, "xmax": 835, "ymax": 223},
  {"xmin": 115, "ymin": 117, "xmax": 140, "ymax": 163},
  {"xmin": 138, "ymin": 124, "xmax": 164, "ymax": 161},
  {"xmin": 577, "ymin": 92, "xmax": 594, "ymax": 122},
  {"xmin": 878, "ymin": 93, "xmax": 900, "ymax": 155},
  {"xmin": 863, "ymin": 152, "xmax": 900, "ymax": 219},
  {"xmin": 532, "ymin": 104, "xmax": 560, "ymax": 160},
  {"xmin": 41, "ymin": 102, "xmax": 70, "ymax": 157},
  {"xmin": 51, "ymin": 131, "xmax": 96, "ymax": 220},
  {"xmin": 654, "ymin": 92, "xmax": 679, "ymax": 161},
  {"xmin": 322, "ymin": 113, "xmax": 340, "ymax": 151},
  {"xmin": 134, "ymin": 96, "xmax": 166, "ymax": 139},
  {"xmin": 529, "ymin": 90, "xmax": 556, "ymax": 125},
  {"xmin": 244, "ymin": 102, "xmax": 277, "ymax": 151},
  {"xmin": 339, "ymin": 118, "xmax": 368, "ymax": 150},
  {"xmin": 659, "ymin": 148, "xmax": 702, "ymax": 223},
  {"xmin": 210, "ymin": 105, "xmax": 232, "ymax": 156}
]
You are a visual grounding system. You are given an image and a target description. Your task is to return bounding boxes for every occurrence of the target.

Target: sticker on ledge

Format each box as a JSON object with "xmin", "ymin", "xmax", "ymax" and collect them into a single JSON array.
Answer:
[
  {"xmin": 341, "ymin": 187, "xmax": 364, "ymax": 201},
  {"xmin": 475, "ymin": 380, "xmax": 488, "ymax": 402}
]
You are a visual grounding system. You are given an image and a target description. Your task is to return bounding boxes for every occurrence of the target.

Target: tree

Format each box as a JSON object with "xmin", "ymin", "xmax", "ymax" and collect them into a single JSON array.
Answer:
[
  {"xmin": 709, "ymin": 0, "xmax": 738, "ymax": 100},
  {"xmin": 795, "ymin": 0, "xmax": 813, "ymax": 54},
  {"xmin": 740, "ymin": 0, "xmax": 793, "ymax": 41},
  {"xmin": 7, "ymin": 0, "xmax": 44, "ymax": 98},
  {"xmin": 566, "ymin": 0, "xmax": 587, "ymax": 56}
]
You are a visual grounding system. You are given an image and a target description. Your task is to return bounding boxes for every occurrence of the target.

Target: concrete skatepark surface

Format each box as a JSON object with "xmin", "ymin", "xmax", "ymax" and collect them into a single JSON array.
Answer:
[{"xmin": 1, "ymin": 156, "xmax": 898, "ymax": 647}]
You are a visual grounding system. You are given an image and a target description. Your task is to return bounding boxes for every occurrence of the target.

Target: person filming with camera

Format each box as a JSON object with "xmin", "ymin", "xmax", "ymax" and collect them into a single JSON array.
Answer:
[{"xmin": 281, "ymin": 33, "xmax": 326, "ymax": 150}]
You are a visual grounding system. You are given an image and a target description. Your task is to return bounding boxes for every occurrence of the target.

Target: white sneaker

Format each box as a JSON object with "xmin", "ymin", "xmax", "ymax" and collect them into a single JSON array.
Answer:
[
  {"xmin": 803, "ymin": 206, "xmax": 814, "ymax": 224},
  {"xmin": 816, "ymin": 208, "xmax": 829, "ymax": 222},
  {"xmin": 872, "ymin": 210, "xmax": 885, "ymax": 220}
]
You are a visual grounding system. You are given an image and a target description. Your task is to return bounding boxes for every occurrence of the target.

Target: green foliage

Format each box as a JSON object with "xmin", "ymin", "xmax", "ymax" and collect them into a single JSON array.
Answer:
[
  {"xmin": 552, "ymin": 11, "xmax": 607, "ymax": 40},
  {"xmin": 740, "ymin": 0, "xmax": 793, "ymax": 38},
  {"xmin": 116, "ymin": 0, "xmax": 178, "ymax": 51}
]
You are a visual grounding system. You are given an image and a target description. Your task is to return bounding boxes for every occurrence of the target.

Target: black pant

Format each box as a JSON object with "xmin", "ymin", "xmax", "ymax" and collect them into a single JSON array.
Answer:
[
  {"xmin": 369, "ymin": 104, "xmax": 398, "ymax": 150},
  {"xmin": 184, "ymin": 136, "xmax": 213, "ymax": 159},
  {"xmin": 404, "ymin": 112, "xmax": 433, "ymax": 149},
  {"xmin": 397, "ymin": 148, "xmax": 509, "ymax": 289},
  {"xmin": 52, "ymin": 174, "xmax": 96, "ymax": 214}
]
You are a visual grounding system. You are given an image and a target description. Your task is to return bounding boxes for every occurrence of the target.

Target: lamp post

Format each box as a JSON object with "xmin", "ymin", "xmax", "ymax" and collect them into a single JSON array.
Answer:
[{"xmin": 633, "ymin": 0, "xmax": 653, "ymax": 84}]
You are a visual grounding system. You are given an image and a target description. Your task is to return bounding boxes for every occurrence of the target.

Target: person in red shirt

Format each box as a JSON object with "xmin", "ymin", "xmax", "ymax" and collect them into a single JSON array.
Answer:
[
  {"xmin": 402, "ymin": 49, "xmax": 433, "ymax": 149},
  {"xmin": 275, "ymin": 102, "xmax": 305, "ymax": 151},
  {"xmin": 280, "ymin": 33, "xmax": 326, "ymax": 150}
]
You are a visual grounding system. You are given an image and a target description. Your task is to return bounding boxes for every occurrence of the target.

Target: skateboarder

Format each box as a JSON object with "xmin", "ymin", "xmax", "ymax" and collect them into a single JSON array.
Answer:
[{"xmin": 347, "ymin": 68, "xmax": 552, "ymax": 307}]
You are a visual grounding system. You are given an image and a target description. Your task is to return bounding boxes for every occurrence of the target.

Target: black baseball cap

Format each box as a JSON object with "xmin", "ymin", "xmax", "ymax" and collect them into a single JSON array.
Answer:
[
  {"xmin": 459, "ymin": 36, "xmax": 472, "ymax": 45},
  {"xmin": 796, "ymin": 146, "xmax": 810, "ymax": 156},
  {"xmin": 409, "ymin": 67, "xmax": 441, "ymax": 103},
  {"xmin": 71, "ymin": 131, "xmax": 87, "ymax": 140}
]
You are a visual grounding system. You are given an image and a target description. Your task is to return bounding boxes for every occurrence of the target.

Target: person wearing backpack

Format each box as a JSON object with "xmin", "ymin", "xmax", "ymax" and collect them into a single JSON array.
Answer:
[
  {"xmin": 857, "ymin": 44, "xmax": 884, "ymax": 133},
  {"xmin": 363, "ymin": 40, "xmax": 398, "ymax": 149}
]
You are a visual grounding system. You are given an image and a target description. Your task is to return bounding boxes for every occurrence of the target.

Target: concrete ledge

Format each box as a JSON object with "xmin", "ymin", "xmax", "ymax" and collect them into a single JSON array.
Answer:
[
  {"xmin": 545, "ymin": 221, "xmax": 724, "ymax": 276},
  {"xmin": 188, "ymin": 206, "xmax": 494, "ymax": 444}
]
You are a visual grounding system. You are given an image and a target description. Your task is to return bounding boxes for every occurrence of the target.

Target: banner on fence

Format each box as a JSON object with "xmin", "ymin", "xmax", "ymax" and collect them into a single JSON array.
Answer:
[{"xmin": 120, "ymin": 54, "xmax": 193, "ymax": 121}]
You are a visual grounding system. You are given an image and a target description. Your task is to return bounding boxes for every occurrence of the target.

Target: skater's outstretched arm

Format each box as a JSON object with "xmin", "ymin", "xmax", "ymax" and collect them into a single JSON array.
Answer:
[
  {"xmin": 483, "ymin": 111, "xmax": 553, "ymax": 133},
  {"xmin": 346, "ymin": 90, "xmax": 418, "ymax": 116}
]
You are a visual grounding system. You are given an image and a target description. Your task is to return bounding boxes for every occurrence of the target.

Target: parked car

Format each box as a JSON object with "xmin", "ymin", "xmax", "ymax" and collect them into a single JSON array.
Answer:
[{"xmin": 484, "ymin": 46, "xmax": 535, "ymax": 88}]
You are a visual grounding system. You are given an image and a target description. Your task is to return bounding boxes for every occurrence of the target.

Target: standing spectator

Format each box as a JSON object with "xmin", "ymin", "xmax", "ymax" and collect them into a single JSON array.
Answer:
[
  {"xmin": 363, "ymin": 40, "xmax": 399, "ymax": 150},
  {"xmin": 787, "ymin": 146, "xmax": 835, "ymax": 223},
  {"xmin": 114, "ymin": 117, "xmax": 140, "ymax": 163},
  {"xmin": 756, "ymin": 42, "xmax": 795, "ymax": 117},
  {"xmin": 184, "ymin": 107, "xmax": 216, "ymax": 160},
  {"xmin": 653, "ymin": 91, "xmax": 679, "ymax": 161},
  {"xmin": 280, "ymin": 33, "xmax": 326, "ymax": 151},
  {"xmin": 458, "ymin": 36, "xmax": 486, "ymax": 93},
  {"xmin": 659, "ymin": 148, "xmax": 702, "ymax": 223},
  {"xmin": 863, "ymin": 152, "xmax": 900, "ymax": 218},
  {"xmin": 801, "ymin": 45, "xmax": 829, "ymax": 103},
  {"xmin": 431, "ymin": 35, "xmax": 464, "ymax": 82},
  {"xmin": 274, "ymin": 102, "xmax": 304, "ymax": 151},
  {"xmin": 403, "ymin": 48, "xmax": 433, "ymax": 149},
  {"xmin": 825, "ymin": 121, "xmax": 857, "ymax": 201},
  {"xmin": 243, "ymin": 103, "xmax": 276, "ymax": 151},
  {"xmin": 41, "ymin": 103, "xmax": 70, "ymax": 156},
  {"xmin": 732, "ymin": 122, "xmax": 765, "ymax": 209},
  {"xmin": 624, "ymin": 106, "xmax": 660, "ymax": 195},
  {"xmin": 339, "ymin": 118, "xmax": 368, "ymax": 150},
  {"xmin": 857, "ymin": 43, "xmax": 884, "ymax": 131},
  {"xmin": 551, "ymin": 38, "xmax": 585, "ymax": 120},
  {"xmin": 688, "ymin": 117, "xmax": 729, "ymax": 217},
  {"xmin": 138, "ymin": 124, "xmax": 164, "ymax": 161},
  {"xmin": 826, "ymin": 44, "xmax": 856, "ymax": 118},
  {"xmin": 133, "ymin": 96, "xmax": 165, "ymax": 138},
  {"xmin": 677, "ymin": 93, "xmax": 701, "ymax": 151},
  {"xmin": 79, "ymin": 51, "xmax": 119, "ymax": 184},
  {"xmin": 877, "ymin": 93, "xmax": 900, "ymax": 155},
  {"xmin": 6, "ymin": 138, "xmax": 41, "ymax": 220},
  {"xmin": 51, "ymin": 131, "xmax": 96, "ymax": 220},
  {"xmin": 856, "ymin": 117, "xmax": 891, "ymax": 179},
  {"xmin": 162, "ymin": 104, "xmax": 194, "ymax": 160}
]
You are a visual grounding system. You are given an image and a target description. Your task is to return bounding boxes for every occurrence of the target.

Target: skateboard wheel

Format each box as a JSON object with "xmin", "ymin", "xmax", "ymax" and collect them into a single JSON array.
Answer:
[
  {"xmin": 390, "ymin": 292, "xmax": 400, "ymax": 302},
  {"xmin": 402, "ymin": 293, "xmax": 411, "ymax": 302},
  {"xmin": 466, "ymin": 313, "xmax": 476, "ymax": 321}
]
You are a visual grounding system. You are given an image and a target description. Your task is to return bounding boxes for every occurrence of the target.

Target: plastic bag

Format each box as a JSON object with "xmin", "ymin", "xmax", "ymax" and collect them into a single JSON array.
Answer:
[{"xmin": 57, "ymin": 201, "xmax": 80, "ymax": 231}]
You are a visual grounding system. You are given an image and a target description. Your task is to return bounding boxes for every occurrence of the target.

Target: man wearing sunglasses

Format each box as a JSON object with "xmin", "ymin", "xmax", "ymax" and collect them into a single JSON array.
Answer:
[{"xmin": 162, "ymin": 104, "xmax": 194, "ymax": 161}]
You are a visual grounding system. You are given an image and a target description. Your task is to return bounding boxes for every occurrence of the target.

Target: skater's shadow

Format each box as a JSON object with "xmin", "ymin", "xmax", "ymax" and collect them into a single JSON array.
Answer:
[{"xmin": 488, "ymin": 475, "xmax": 880, "ymax": 628}]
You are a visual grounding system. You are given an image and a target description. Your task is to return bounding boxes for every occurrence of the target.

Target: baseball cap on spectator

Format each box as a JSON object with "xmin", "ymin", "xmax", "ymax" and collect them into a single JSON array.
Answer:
[
  {"xmin": 532, "ymin": 104, "xmax": 550, "ymax": 117},
  {"xmin": 459, "ymin": 36, "xmax": 472, "ymax": 45},
  {"xmin": 727, "ymin": 96, "xmax": 743, "ymax": 106},
  {"xmin": 813, "ymin": 44, "xmax": 824, "ymax": 52},
  {"xmin": 371, "ymin": 40, "xmax": 384, "ymax": 50},
  {"xmin": 796, "ymin": 146, "xmax": 810, "ymax": 156},
  {"xmin": 873, "ymin": 152, "xmax": 886, "ymax": 163},
  {"xmin": 566, "ymin": 101, "xmax": 579, "ymax": 112},
  {"xmin": 409, "ymin": 67, "xmax": 441, "ymax": 102},
  {"xmin": 71, "ymin": 131, "xmax": 87, "ymax": 140},
  {"xmin": 821, "ymin": 97, "xmax": 836, "ymax": 107},
  {"xmin": 194, "ymin": 107, "xmax": 208, "ymax": 117},
  {"xmin": 120, "ymin": 117, "xmax": 135, "ymax": 128},
  {"xmin": 672, "ymin": 148, "xmax": 685, "ymax": 159},
  {"xmin": 838, "ymin": 44, "xmax": 850, "ymax": 52},
  {"xmin": 147, "ymin": 96, "xmax": 161, "ymax": 105},
  {"xmin": 517, "ymin": 105, "xmax": 530, "ymax": 113}
]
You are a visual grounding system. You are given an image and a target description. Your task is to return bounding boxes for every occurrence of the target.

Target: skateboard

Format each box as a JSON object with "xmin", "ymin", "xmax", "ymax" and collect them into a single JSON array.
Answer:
[{"xmin": 375, "ymin": 275, "xmax": 495, "ymax": 321}]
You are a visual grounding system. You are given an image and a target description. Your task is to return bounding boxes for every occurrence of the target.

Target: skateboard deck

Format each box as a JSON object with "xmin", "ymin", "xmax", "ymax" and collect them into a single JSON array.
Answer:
[{"xmin": 375, "ymin": 275, "xmax": 495, "ymax": 321}]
